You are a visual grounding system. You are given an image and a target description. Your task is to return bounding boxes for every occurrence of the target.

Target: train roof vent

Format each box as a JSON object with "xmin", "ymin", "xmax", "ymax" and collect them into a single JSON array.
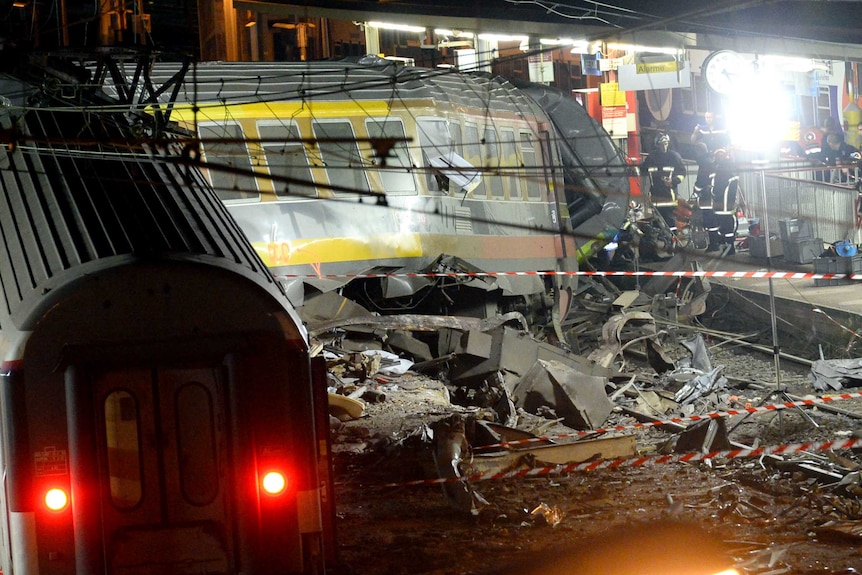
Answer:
[{"xmin": 0, "ymin": 81, "xmax": 276, "ymax": 324}]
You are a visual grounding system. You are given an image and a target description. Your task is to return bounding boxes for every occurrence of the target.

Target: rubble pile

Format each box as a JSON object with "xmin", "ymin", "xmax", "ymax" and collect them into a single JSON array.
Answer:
[{"xmin": 306, "ymin": 288, "xmax": 862, "ymax": 574}]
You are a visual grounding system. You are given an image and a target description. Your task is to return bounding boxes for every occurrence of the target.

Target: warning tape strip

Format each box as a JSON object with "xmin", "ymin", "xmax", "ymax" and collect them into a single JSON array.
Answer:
[
  {"xmin": 386, "ymin": 437, "xmax": 862, "ymax": 487},
  {"xmin": 473, "ymin": 391, "xmax": 862, "ymax": 451},
  {"xmin": 279, "ymin": 270, "xmax": 862, "ymax": 280}
]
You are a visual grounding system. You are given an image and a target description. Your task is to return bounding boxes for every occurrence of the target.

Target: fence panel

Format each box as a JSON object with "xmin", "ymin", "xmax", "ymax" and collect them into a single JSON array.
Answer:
[{"xmin": 739, "ymin": 166, "xmax": 860, "ymax": 247}]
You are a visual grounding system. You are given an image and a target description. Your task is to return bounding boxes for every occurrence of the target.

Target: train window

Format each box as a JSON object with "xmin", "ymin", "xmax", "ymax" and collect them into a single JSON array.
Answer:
[
  {"xmin": 463, "ymin": 123, "xmax": 487, "ymax": 197},
  {"xmin": 198, "ymin": 122, "xmax": 259, "ymax": 202},
  {"xmin": 450, "ymin": 121, "xmax": 462, "ymax": 153},
  {"xmin": 175, "ymin": 383, "xmax": 219, "ymax": 506},
  {"xmin": 365, "ymin": 118, "xmax": 417, "ymax": 195},
  {"xmin": 104, "ymin": 390, "xmax": 143, "ymax": 509},
  {"xmin": 419, "ymin": 118, "xmax": 481, "ymax": 195},
  {"xmin": 519, "ymin": 131, "xmax": 543, "ymax": 200},
  {"xmin": 417, "ymin": 117, "xmax": 452, "ymax": 194},
  {"xmin": 311, "ymin": 120, "xmax": 370, "ymax": 196},
  {"xmin": 500, "ymin": 129, "xmax": 521, "ymax": 200},
  {"xmin": 258, "ymin": 123, "xmax": 317, "ymax": 200},
  {"xmin": 483, "ymin": 127, "xmax": 505, "ymax": 198}
]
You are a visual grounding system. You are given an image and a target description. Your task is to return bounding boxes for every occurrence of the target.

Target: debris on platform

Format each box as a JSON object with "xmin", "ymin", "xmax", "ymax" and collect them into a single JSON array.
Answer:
[
  {"xmin": 587, "ymin": 311, "xmax": 668, "ymax": 370},
  {"xmin": 809, "ymin": 357, "xmax": 862, "ymax": 390},
  {"xmin": 510, "ymin": 359, "xmax": 613, "ymax": 429},
  {"xmin": 319, "ymin": 274, "xmax": 862, "ymax": 574},
  {"xmin": 674, "ymin": 365, "xmax": 727, "ymax": 405},
  {"xmin": 673, "ymin": 418, "xmax": 732, "ymax": 454}
]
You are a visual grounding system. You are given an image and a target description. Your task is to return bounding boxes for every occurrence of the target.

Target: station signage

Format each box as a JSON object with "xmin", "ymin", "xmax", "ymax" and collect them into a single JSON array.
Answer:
[{"xmin": 618, "ymin": 58, "xmax": 691, "ymax": 91}]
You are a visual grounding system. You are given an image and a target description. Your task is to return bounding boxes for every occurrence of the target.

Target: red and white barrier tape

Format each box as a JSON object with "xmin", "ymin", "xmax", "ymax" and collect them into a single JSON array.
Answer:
[
  {"xmin": 473, "ymin": 391, "xmax": 862, "ymax": 451},
  {"xmin": 279, "ymin": 270, "xmax": 862, "ymax": 280},
  {"xmin": 386, "ymin": 437, "xmax": 862, "ymax": 487}
]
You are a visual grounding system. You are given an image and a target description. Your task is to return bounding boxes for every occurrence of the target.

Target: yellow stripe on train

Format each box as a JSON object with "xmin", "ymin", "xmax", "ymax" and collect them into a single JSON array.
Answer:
[
  {"xmin": 256, "ymin": 233, "xmax": 424, "ymax": 266},
  {"xmin": 167, "ymin": 100, "xmax": 397, "ymax": 123},
  {"xmin": 254, "ymin": 233, "xmax": 566, "ymax": 268}
]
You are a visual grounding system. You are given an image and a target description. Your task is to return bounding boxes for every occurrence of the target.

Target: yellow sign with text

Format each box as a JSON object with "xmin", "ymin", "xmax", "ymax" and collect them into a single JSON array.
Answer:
[
  {"xmin": 600, "ymin": 82, "xmax": 626, "ymax": 107},
  {"xmin": 636, "ymin": 61, "xmax": 679, "ymax": 74}
]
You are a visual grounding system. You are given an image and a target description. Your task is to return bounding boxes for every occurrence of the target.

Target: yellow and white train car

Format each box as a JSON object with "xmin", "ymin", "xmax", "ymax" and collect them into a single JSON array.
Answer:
[{"xmin": 137, "ymin": 57, "xmax": 630, "ymax": 325}]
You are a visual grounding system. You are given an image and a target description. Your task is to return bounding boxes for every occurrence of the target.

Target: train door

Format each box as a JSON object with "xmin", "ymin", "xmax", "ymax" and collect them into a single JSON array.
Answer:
[{"xmin": 93, "ymin": 366, "xmax": 233, "ymax": 575}]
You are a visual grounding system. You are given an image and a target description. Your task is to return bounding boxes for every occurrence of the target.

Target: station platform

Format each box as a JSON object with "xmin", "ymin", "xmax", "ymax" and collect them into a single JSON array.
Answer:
[{"xmin": 686, "ymin": 243, "xmax": 861, "ymax": 360}]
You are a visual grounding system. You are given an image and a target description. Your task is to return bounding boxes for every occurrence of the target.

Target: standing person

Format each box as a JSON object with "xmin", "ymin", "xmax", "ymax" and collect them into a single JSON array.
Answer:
[
  {"xmin": 642, "ymin": 133, "xmax": 686, "ymax": 230},
  {"xmin": 710, "ymin": 147, "xmax": 740, "ymax": 254},
  {"xmin": 819, "ymin": 116, "xmax": 843, "ymax": 147},
  {"xmin": 691, "ymin": 142, "xmax": 714, "ymax": 200},
  {"xmin": 691, "ymin": 111, "xmax": 729, "ymax": 153},
  {"xmin": 814, "ymin": 132, "xmax": 859, "ymax": 183},
  {"xmin": 692, "ymin": 142, "xmax": 719, "ymax": 250}
]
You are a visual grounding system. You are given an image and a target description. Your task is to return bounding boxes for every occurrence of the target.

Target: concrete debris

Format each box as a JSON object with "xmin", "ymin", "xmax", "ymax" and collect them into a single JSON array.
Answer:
[
  {"xmin": 809, "ymin": 357, "xmax": 862, "ymax": 390},
  {"xmin": 511, "ymin": 359, "xmax": 613, "ymax": 430},
  {"xmin": 674, "ymin": 418, "xmax": 732, "ymax": 454},
  {"xmin": 450, "ymin": 325, "xmax": 614, "ymax": 384},
  {"xmin": 310, "ymin": 281, "xmax": 862, "ymax": 552},
  {"xmin": 309, "ymin": 307, "xmax": 529, "ymax": 338}
]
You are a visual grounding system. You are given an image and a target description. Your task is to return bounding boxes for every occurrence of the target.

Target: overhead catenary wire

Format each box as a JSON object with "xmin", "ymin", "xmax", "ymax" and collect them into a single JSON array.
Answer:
[{"xmin": 5, "ymin": 51, "xmax": 854, "ymax": 273}]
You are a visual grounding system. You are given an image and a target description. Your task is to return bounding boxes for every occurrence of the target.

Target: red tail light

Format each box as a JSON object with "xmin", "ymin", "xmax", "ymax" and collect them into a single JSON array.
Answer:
[
  {"xmin": 44, "ymin": 488, "xmax": 69, "ymax": 512},
  {"xmin": 261, "ymin": 471, "xmax": 287, "ymax": 496}
]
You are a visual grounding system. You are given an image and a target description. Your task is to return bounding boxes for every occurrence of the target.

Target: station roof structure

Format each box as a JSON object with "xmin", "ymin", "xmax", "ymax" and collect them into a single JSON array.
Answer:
[{"xmin": 234, "ymin": 0, "xmax": 862, "ymax": 60}]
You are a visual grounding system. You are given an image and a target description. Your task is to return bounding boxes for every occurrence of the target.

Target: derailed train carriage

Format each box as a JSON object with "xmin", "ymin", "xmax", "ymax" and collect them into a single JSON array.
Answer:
[
  {"xmin": 129, "ymin": 57, "xmax": 630, "ymax": 333},
  {"xmin": 0, "ymin": 63, "xmax": 334, "ymax": 574}
]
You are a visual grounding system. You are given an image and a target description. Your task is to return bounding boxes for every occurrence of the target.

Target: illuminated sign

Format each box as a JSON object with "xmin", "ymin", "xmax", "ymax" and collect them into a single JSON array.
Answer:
[{"xmin": 636, "ymin": 61, "xmax": 679, "ymax": 74}]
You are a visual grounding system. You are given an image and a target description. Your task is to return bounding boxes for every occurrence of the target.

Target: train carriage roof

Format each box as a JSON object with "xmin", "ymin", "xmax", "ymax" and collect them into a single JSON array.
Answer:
[
  {"xmin": 130, "ymin": 57, "xmax": 548, "ymax": 120},
  {"xmin": 0, "ymin": 72, "xmax": 287, "ymax": 330}
]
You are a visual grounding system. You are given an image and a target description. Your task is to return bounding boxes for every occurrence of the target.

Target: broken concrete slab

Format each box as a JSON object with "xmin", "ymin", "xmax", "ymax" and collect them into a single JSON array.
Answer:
[
  {"xmin": 809, "ymin": 357, "xmax": 862, "ymax": 391},
  {"xmin": 510, "ymin": 359, "xmax": 613, "ymax": 430},
  {"xmin": 674, "ymin": 418, "xmax": 731, "ymax": 454},
  {"xmin": 450, "ymin": 326, "xmax": 617, "ymax": 385},
  {"xmin": 386, "ymin": 330, "xmax": 433, "ymax": 362}
]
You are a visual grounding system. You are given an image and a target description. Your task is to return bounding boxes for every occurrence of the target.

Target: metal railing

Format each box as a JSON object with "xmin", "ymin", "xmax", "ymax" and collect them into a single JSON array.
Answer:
[
  {"xmin": 638, "ymin": 158, "xmax": 861, "ymax": 247},
  {"xmin": 738, "ymin": 163, "xmax": 862, "ymax": 247}
]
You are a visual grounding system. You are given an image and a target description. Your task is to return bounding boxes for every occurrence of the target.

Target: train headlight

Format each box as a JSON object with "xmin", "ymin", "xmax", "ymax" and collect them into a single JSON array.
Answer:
[
  {"xmin": 44, "ymin": 488, "xmax": 69, "ymax": 512},
  {"xmin": 261, "ymin": 471, "xmax": 287, "ymax": 495}
]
